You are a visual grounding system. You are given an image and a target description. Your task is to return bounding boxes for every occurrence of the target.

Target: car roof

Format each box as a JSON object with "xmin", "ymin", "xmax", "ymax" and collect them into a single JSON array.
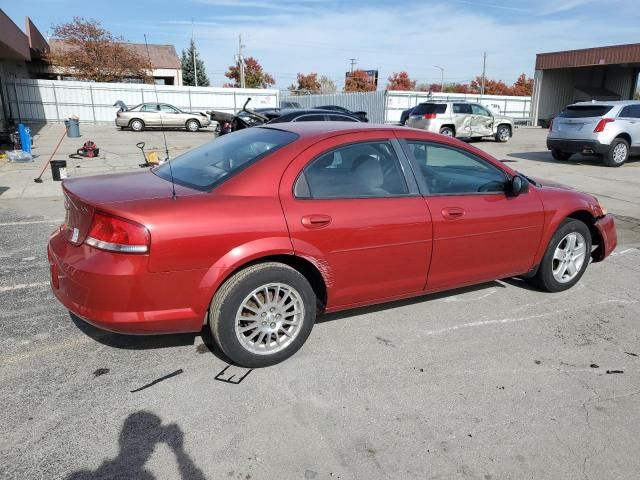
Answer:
[
  {"xmin": 260, "ymin": 122, "xmax": 410, "ymax": 139},
  {"xmin": 569, "ymin": 100, "xmax": 640, "ymax": 106}
]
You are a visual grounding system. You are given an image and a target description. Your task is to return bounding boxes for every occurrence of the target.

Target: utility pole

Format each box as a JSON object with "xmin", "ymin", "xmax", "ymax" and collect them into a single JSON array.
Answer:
[
  {"xmin": 434, "ymin": 65, "xmax": 444, "ymax": 93},
  {"xmin": 191, "ymin": 19, "xmax": 198, "ymax": 87},
  {"xmin": 481, "ymin": 52, "xmax": 486, "ymax": 96},
  {"xmin": 349, "ymin": 58, "xmax": 357, "ymax": 73},
  {"xmin": 235, "ymin": 34, "xmax": 246, "ymax": 88}
]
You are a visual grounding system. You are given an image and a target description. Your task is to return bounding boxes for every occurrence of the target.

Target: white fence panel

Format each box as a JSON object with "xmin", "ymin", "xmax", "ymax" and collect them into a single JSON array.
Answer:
[
  {"xmin": 7, "ymin": 79, "xmax": 279, "ymax": 124},
  {"xmin": 281, "ymin": 91, "xmax": 386, "ymax": 123}
]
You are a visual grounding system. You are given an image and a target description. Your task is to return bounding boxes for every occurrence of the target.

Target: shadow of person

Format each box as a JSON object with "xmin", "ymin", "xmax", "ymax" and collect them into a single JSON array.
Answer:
[{"xmin": 66, "ymin": 411, "xmax": 206, "ymax": 480}]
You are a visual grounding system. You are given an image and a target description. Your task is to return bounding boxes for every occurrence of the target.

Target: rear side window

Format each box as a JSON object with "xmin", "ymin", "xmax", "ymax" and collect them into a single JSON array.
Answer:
[
  {"xmin": 453, "ymin": 103, "xmax": 472, "ymax": 114},
  {"xmin": 326, "ymin": 114, "xmax": 358, "ymax": 122},
  {"xmin": 412, "ymin": 103, "xmax": 447, "ymax": 115},
  {"xmin": 141, "ymin": 104, "xmax": 159, "ymax": 112},
  {"xmin": 296, "ymin": 141, "xmax": 408, "ymax": 198},
  {"xmin": 559, "ymin": 105, "xmax": 613, "ymax": 118},
  {"xmin": 619, "ymin": 105, "xmax": 640, "ymax": 118},
  {"xmin": 154, "ymin": 127, "xmax": 298, "ymax": 191},
  {"xmin": 294, "ymin": 114, "xmax": 326, "ymax": 122}
]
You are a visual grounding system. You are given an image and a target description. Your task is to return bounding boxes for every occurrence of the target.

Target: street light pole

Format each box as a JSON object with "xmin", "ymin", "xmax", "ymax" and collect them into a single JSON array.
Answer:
[{"xmin": 434, "ymin": 65, "xmax": 444, "ymax": 93}]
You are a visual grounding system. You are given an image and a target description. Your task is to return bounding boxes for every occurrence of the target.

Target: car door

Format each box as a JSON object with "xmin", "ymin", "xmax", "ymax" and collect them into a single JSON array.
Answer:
[
  {"xmin": 618, "ymin": 104, "xmax": 640, "ymax": 149},
  {"xmin": 398, "ymin": 136, "xmax": 544, "ymax": 291},
  {"xmin": 279, "ymin": 132, "xmax": 433, "ymax": 308},
  {"xmin": 159, "ymin": 104, "xmax": 181, "ymax": 127},
  {"xmin": 140, "ymin": 103, "xmax": 161, "ymax": 126},
  {"xmin": 470, "ymin": 104, "xmax": 494, "ymax": 137},
  {"xmin": 452, "ymin": 103, "xmax": 473, "ymax": 137}
]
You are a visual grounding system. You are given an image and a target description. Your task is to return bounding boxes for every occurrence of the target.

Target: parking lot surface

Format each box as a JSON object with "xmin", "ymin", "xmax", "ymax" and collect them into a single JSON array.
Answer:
[{"xmin": 1, "ymin": 125, "xmax": 639, "ymax": 479}]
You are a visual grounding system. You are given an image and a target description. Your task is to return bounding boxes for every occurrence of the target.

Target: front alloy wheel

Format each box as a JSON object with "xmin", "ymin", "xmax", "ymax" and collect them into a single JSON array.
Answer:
[{"xmin": 496, "ymin": 125, "xmax": 511, "ymax": 142}]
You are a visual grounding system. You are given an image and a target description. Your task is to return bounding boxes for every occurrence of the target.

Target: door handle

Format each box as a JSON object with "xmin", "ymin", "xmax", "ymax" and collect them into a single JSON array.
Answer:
[
  {"xmin": 442, "ymin": 207, "xmax": 465, "ymax": 219},
  {"xmin": 301, "ymin": 214, "xmax": 332, "ymax": 228}
]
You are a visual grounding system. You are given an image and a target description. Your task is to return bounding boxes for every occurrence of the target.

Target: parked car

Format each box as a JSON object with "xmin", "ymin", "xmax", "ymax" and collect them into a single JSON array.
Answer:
[
  {"xmin": 547, "ymin": 100, "xmax": 640, "ymax": 167},
  {"xmin": 400, "ymin": 106, "xmax": 415, "ymax": 126},
  {"xmin": 115, "ymin": 102, "xmax": 211, "ymax": 132},
  {"xmin": 406, "ymin": 101, "xmax": 513, "ymax": 142},
  {"xmin": 280, "ymin": 101, "xmax": 302, "ymax": 109},
  {"xmin": 315, "ymin": 105, "xmax": 368, "ymax": 122},
  {"xmin": 266, "ymin": 108, "xmax": 362, "ymax": 123},
  {"xmin": 49, "ymin": 123, "xmax": 616, "ymax": 367}
]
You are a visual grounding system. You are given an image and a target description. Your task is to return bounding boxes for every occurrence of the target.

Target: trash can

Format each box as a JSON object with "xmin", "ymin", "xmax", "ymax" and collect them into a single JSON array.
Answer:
[
  {"xmin": 50, "ymin": 160, "xmax": 68, "ymax": 181},
  {"xmin": 64, "ymin": 117, "xmax": 81, "ymax": 138}
]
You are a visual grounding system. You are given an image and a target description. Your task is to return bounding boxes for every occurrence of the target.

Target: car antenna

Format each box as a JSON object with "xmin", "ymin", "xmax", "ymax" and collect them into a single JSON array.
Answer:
[{"xmin": 144, "ymin": 34, "xmax": 176, "ymax": 200}]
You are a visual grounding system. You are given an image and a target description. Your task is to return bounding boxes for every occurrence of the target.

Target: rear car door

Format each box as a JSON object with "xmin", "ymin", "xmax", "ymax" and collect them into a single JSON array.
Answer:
[
  {"xmin": 452, "ymin": 103, "xmax": 473, "ymax": 137},
  {"xmin": 618, "ymin": 104, "xmax": 640, "ymax": 149},
  {"xmin": 470, "ymin": 104, "xmax": 494, "ymax": 137},
  {"xmin": 279, "ymin": 132, "xmax": 433, "ymax": 308},
  {"xmin": 140, "ymin": 103, "xmax": 161, "ymax": 126},
  {"xmin": 398, "ymin": 137, "xmax": 544, "ymax": 290}
]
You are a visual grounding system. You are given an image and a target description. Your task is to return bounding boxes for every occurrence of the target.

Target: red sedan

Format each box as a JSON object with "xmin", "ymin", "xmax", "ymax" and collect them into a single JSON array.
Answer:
[{"xmin": 48, "ymin": 123, "xmax": 617, "ymax": 367}]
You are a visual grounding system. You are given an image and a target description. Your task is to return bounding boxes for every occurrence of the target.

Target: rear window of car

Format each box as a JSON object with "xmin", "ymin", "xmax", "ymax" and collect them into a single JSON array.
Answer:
[
  {"xmin": 412, "ymin": 103, "xmax": 447, "ymax": 115},
  {"xmin": 153, "ymin": 127, "xmax": 298, "ymax": 191},
  {"xmin": 559, "ymin": 105, "xmax": 613, "ymax": 118}
]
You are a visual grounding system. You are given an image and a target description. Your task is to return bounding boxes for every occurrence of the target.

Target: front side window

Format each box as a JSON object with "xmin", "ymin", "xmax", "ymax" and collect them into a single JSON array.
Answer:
[
  {"xmin": 327, "ymin": 114, "xmax": 358, "ymax": 122},
  {"xmin": 154, "ymin": 127, "xmax": 298, "ymax": 191},
  {"xmin": 471, "ymin": 104, "xmax": 491, "ymax": 117},
  {"xmin": 407, "ymin": 141, "xmax": 507, "ymax": 195},
  {"xmin": 296, "ymin": 141, "xmax": 408, "ymax": 198},
  {"xmin": 160, "ymin": 104, "xmax": 179, "ymax": 113},
  {"xmin": 294, "ymin": 114, "xmax": 326, "ymax": 122}
]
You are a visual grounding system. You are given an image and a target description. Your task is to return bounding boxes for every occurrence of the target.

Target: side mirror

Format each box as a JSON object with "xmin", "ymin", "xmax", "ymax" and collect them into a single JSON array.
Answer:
[{"xmin": 507, "ymin": 175, "xmax": 528, "ymax": 197}]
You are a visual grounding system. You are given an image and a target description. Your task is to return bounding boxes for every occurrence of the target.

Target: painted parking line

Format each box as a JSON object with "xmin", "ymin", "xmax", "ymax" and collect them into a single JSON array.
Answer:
[
  {"xmin": 0, "ymin": 219, "xmax": 63, "ymax": 227},
  {"xmin": 0, "ymin": 282, "xmax": 50, "ymax": 293}
]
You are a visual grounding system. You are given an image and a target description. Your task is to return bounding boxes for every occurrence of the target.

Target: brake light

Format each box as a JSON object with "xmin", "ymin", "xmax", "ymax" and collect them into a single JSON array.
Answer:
[
  {"xmin": 423, "ymin": 113, "xmax": 437, "ymax": 119},
  {"xmin": 85, "ymin": 212, "xmax": 149, "ymax": 253},
  {"xmin": 594, "ymin": 118, "xmax": 614, "ymax": 133}
]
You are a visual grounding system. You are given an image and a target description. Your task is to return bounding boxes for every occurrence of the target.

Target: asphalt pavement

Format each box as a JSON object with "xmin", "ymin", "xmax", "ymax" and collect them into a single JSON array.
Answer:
[{"xmin": 1, "ymin": 126, "xmax": 639, "ymax": 479}]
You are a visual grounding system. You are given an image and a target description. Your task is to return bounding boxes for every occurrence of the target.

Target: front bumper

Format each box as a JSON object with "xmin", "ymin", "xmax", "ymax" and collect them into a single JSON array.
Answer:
[
  {"xmin": 48, "ymin": 230, "xmax": 209, "ymax": 334},
  {"xmin": 592, "ymin": 214, "xmax": 617, "ymax": 261},
  {"xmin": 547, "ymin": 138, "xmax": 610, "ymax": 155}
]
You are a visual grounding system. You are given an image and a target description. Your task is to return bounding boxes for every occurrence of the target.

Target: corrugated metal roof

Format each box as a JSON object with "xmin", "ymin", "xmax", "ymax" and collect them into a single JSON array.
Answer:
[
  {"xmin": 49, "ymin": 40, "xmax": 180, "ymax": 69},
  {"xmin": 536, "ymin": 43, "xmax": 640, "ymax": 70}
]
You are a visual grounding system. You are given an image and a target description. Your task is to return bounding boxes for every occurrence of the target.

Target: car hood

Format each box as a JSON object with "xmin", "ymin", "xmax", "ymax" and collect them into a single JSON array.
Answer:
[{"xmin": 530, "ymin": 176, "xmax": 575, "ymax": 191}]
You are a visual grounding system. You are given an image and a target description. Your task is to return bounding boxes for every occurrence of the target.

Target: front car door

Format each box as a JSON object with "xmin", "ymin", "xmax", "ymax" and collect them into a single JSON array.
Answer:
[
  {"xmin": 397, "ymin": 135, "xmax": 545, "ymax": 291},
  {"xmin": 159, "ymin": 104, "xmax": 182, "ymax": 127},
  {"xmin": 279, "ymin": 132, "xmax": 433, "ymax": 309},
  {"xmin": 470, "ymin": 104, "xmax": 494, "ymax": 137}
]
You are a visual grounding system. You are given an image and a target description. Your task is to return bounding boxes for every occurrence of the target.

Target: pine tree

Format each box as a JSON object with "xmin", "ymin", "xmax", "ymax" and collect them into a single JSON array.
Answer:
[{"xmin": 181, "ymin": 39, "xmax": 210, "ymax": 87}]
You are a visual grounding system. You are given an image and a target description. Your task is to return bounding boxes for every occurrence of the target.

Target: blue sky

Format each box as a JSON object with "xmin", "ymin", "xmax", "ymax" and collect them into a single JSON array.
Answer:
[{"xmin": 5, "ymin": 0, "xmax": 640, "ymax": 89}]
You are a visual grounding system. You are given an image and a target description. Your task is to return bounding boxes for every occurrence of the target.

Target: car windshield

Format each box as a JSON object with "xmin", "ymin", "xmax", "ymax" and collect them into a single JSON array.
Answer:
[
  {"xmin": 412, "ymin": 103, "xmax": 447, "ymax": 115},
  {"xmin": 559, "ymin": 105, "xmax": 613, "ymax": 118},
  {"xmin": 153, "ymin": 127, "xmax": 298, "ymax": 191}
]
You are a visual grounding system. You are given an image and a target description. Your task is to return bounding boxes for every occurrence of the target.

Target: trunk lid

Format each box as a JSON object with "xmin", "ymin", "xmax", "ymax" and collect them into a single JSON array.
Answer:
[
  {"xmin": 550, "ymin": 104, "xmax": 613, "ymax": 140},
  {"xmin": 61, "ymin": 170, "xmax": 202, "ymax": 246}
]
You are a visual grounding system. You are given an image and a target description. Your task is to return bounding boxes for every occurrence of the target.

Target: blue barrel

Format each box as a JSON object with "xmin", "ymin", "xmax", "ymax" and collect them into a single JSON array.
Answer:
[
  {"xmin": 64, "ymin": 117, "xmax": 81, "ymax": 138},
  {"xmin": 18, "ymin": 124, "xmax": 32, "ymax": 153}
]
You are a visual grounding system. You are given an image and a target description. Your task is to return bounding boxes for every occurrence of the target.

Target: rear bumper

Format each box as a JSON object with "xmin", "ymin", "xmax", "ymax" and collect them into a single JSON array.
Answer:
[
  {"xmin": 593, "ymin": 214, "xmax": 617, "ymax": 261},
  {"xmin": 48, "ymin": 230, "xmax": 209, "ymax": 334},
  {"xmin": 547, "ymin": 138, "xmax": 609, "ymax": 155}
]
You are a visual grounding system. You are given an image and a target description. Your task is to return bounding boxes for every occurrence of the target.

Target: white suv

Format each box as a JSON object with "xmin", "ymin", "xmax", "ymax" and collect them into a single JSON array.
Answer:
[{"xmin": 547, "ymin": 100, "xmax": 640, "ymax": 167}]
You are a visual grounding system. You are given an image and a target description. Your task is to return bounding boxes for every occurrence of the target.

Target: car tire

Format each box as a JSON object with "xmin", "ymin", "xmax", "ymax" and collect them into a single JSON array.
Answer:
[
  {"xmin": 551, "ymin": 149, "xmax": 572, "ymax": 161},
  {"xmin": 439, "ymin": 126, "xmax": 455, "ymax": 137},
  {"xmin": 604, "ymin": 138, "xmax": 628, "ymax": 167},
  {"xmin": 129, "ymin": 119, "xmax": 144, "ymax": 132},
  {"xmin": 495, "ymin": 124, "xmax": 511, "ymax": 142},
  {"xmin": 186, "ymin": 119, "xmax": 200, "ymax": 132},
  {"xmin": 209, "ymin": 262, "xmax": 317, "ymax": 368},
  {"xmin": 530, "ymin": 219, "xmax": 592, "ymax": 293}
]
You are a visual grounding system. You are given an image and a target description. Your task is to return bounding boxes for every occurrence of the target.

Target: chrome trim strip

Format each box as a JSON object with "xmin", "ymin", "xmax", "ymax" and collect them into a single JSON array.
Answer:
[{"xmin": 85, "ymin": 236, "xmax": 148, "ymax": 253}]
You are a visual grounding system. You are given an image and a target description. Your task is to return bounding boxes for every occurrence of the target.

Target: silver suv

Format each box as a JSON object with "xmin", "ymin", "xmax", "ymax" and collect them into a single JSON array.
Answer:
[
  {"xmin": 547, "ymin": 100, "xmax": 640, "ymax": 167},
  {"xmin": 405, "ymin": 101, "xmax": 514, "ymax": 142}
]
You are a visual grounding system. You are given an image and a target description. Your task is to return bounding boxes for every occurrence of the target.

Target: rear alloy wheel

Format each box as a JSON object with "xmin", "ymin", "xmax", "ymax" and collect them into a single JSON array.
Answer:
[
  {"xmin": 604, "ymin": 138, "xmax": 628, "ymax": 167},
  {"xmin": 495, "ymin": 125, "xmax": 511, "ymax": 142},
  {"xmin": 530, "ymin": 219, "xmax": 591, "ymax": 292},
  {"xmin": 551, "ymin": 149, "xmax": 572, "ymax": 161},
  {"xmin": 186, "ymin": 119, "xmax": 200, "ymax": 132},
  {"xmin": 129, "ymin": 119, "xmax": 144, "ymax": 132},
  {"xmin": 209, "ymin": 263, "xmax": 316, "ymax": 367},
  {"xmin": 439, "ymin": 126, "xmax": 455, "ymax": 137}
]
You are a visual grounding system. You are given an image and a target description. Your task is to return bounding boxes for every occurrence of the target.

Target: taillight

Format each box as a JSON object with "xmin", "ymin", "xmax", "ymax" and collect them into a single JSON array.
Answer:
[
  {"xmin": 594, "ymin": 118, "xmax": 614, "ymax": 133},
  {"xmin": 85, "ymin": 212, "xmax": 149, "ymax": 253},
  {"xmin": 423, "ymin": 113, "xmax": 437, "ymax": 119}
]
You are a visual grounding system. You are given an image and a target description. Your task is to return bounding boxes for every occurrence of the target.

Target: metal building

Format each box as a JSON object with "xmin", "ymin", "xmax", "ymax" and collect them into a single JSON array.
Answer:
[{"xmin": 531, "ymin": 43, "xmax": 640, "ymax": 126}]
